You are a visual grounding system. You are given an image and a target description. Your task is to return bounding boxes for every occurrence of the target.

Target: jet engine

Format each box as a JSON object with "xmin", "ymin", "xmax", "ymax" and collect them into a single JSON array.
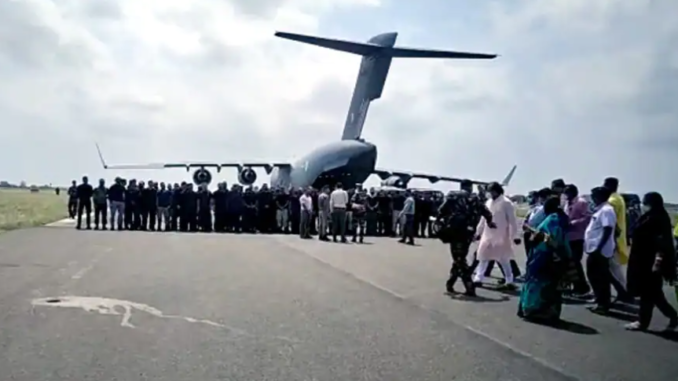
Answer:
[
  {"xmin": 238, "ymin": 167, "xmax": 257, "ymax": 185},
  {"xmin": 381, "ymin": 176, "xmax": 408, "ymax": 189},
  {"xmin": 193, "ymin": 168, "xmax": 212, "ymax": 185}
]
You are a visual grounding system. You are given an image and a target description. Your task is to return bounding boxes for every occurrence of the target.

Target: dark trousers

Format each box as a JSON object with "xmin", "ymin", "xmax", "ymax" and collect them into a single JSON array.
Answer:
[
  {"xmin": 586, "ymin": 251, "xmax": 612, "ymax": 307},
  {"xmin": 68, "ymin": 199, "xmax": 77, "ymax": 218},
  {"xmin": 399, "ymin": 214, "xmax": 415, "ymax": 243},
  {"xmin": 94, "ymin": 203, "xmax": 107, "ymax": 228},
  {"xmin": 170, "ymin": 208, "xmax": 179, "ymax": 231},
  {"xmin": 447, "ymin": 241, "xmax": 475, "ymax": 294},
  {"xmin": 331, "ymin": 209, "xmax": 347, "ymax": 241},
  {"xmin": 638, "ymin": 273, "xmax": 678, "ymax": 328},
  {"xmin": 352, "ymin": 216, "xmax": 366, "ymax": 242},
  {"xmin": 76, "ymin": 200, "xmax": 92, "ymax": 229},
  {"xmin": 568, "ymin": 239, "xmax": 591, "ymax": 293}
]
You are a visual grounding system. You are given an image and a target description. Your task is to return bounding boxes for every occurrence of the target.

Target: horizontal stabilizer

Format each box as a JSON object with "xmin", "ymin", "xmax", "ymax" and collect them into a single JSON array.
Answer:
[
  {"xmin": 274, "ymin": 31, "xmax": 378, "ymax": 56},
  {"xmin": 391, "ymin": 47, "xmax": 497, "ymax": 60}
]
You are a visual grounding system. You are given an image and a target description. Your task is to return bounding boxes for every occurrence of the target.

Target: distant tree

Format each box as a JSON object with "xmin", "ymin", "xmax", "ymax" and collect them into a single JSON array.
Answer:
[
  {"xmin": 19, "ymin": 181, "xmax": 27, "ymax": 188},
  {"xmin": 0, "ymin": 181, "xmax": 9, "ymax": 188}
]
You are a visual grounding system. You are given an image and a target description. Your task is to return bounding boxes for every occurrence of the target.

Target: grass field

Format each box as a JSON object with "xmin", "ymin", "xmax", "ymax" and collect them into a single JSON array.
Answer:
[{"xmin": 0, "ymin": 188, "xmax": 67, "ymax": 232}]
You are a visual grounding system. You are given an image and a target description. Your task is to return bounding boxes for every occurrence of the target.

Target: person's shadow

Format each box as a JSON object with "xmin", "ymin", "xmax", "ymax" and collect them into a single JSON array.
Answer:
[
  {"xmin": 524, "ymin": 318, "xmax": 599, "ymax": 335},
  {"xmin": 648, "ymin": 330, "xmax": 678, "ymax": 343},
  {"xmin": 445, "ymin": 292, "xmax": 510, "ymax": 303}
]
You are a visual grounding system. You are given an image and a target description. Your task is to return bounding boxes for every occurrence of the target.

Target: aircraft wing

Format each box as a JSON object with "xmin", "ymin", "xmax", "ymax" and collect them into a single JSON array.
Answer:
[
  {"xmin": 373, "ymin": 165, "xmax": 517, "ymax": 187},
  {"xmin": 95, "ymin": 144, "xmax": 291, "ymax": 174}
]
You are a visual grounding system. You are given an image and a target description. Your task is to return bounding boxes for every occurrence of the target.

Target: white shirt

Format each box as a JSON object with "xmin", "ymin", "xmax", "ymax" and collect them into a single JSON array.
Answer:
[
  {"xmin": 584, "ymin": 202, "xmax": 617, "ymax": 258},
  {"xmin": 330, "ymin": 189, "xmax": 349, "ymax": 209},
  {"xmin": 299, "ymin": 194, "xmax": 313, "ymax": 213}
]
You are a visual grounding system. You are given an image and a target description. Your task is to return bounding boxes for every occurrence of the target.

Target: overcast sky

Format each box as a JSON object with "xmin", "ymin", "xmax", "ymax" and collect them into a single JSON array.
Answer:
[{"xmin": 0, "ymin": 0, "xmax": 676, "ymax": 198}]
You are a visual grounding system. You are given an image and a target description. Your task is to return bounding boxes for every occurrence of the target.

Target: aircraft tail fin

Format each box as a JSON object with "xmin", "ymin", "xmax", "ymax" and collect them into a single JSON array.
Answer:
[
  {"xmin": 501, "ymin": 165, "xmax": 517, "ymax": 187},
  {"xmin": 274, "ymin": 31, "xmax": 497, "ymax": 141}
]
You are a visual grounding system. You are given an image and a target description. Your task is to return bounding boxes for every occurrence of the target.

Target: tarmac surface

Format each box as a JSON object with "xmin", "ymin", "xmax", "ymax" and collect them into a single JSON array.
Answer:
[{"xmin": 1, "ymin": 219, "xmax": 677, "ymax": 381}]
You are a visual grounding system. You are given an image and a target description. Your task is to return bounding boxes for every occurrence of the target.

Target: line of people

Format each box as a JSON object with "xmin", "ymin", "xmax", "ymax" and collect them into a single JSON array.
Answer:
[
  {"xmin": 66, "ymin": 177, "xmax": 444, "ymax": 240},
  {"xmin": 434, "ymin": 176, "xmax": 677, "ymax": 332},
  {"xmin": 518, "ymin": 178, "xmax": 677, "ymax": 332}
]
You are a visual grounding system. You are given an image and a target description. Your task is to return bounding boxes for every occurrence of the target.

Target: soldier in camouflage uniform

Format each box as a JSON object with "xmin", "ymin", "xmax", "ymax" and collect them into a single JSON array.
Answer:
[
  {"xmin": 351, "ymin": 188, "xmax": 368, "ymax": 243},
  {"xmin": 437, "ymin": 180, "xmax": 495, "ymax": 296}
]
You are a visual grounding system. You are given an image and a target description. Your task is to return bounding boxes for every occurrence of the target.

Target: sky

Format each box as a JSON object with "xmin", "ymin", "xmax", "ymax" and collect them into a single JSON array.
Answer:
[{"xmin": 0, "ymin": 0, "xmax": 676, "ymax": 199}]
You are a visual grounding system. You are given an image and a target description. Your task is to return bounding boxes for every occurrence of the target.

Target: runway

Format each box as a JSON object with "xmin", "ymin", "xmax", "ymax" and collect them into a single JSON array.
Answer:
[{"xmin": 0, "ymin": 221, "xmax": 676, "ymax": 381}]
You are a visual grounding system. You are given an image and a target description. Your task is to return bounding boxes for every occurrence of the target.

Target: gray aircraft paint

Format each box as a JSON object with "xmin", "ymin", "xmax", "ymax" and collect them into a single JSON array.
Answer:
[
  {"xmin": 269, "ymin": 31, "xmax": 497, "ymax": 189},
  {"xmin": 97, "ymin": 31, "xmax": 502, "ymax": 189}
]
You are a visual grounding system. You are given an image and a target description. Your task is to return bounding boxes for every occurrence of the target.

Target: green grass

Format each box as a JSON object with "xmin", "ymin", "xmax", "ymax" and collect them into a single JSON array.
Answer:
[{"xmin": 0, "ymin": 188, "xmax": 68, "ymax": 232}]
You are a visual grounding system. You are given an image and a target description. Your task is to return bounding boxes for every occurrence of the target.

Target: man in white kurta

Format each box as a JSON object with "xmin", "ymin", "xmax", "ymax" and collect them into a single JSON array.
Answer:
[{"xmin": 473, "ymin": 183, "xmax": 520, "ymax": 289}]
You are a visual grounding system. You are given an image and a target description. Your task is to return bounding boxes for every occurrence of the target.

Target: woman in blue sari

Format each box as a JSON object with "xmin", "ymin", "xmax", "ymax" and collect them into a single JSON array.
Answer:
[{"xmin": 518, "ymin": 196, "xmax": 571, "ymax": 323}]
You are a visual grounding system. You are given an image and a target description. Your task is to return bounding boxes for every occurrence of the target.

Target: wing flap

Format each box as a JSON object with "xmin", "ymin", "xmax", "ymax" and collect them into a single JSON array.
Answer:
[
  {"xmin": 96, "ymin": 144, "xmax": 290, "ymax": 174},
  {"xmin": 374, "ymin": 165, "xmax": 516, "ymax": 186}
]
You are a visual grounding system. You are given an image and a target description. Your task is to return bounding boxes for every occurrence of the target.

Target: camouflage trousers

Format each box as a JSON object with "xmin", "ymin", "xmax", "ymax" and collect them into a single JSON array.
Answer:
[{"xmin": 447, "ymin": 240, "xmax": 475, "ymax": 295}]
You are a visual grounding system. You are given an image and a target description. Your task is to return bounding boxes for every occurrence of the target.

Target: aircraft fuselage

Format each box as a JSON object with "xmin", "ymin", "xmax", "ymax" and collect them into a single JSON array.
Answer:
[{"xmin": 269, "ymin": 140, "xmax": 377, "ymax": 189}]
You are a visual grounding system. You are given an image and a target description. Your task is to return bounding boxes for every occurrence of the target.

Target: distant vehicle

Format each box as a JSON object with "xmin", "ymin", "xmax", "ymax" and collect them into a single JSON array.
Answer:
[{"xmin": 96, "ymin": 30, "xmax": 515, "ymax": 191}]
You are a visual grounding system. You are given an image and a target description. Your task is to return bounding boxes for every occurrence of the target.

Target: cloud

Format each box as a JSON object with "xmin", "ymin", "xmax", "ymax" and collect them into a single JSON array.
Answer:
[{"xmin": 0, "ymin": 0, "xmax": 676, "ymax": 199}]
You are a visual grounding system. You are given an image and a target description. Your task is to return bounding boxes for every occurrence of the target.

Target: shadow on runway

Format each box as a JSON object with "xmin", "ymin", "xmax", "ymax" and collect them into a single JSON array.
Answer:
[
  {"xmin": 588, "ymin": 307, "xmax": 637, "ymax": 322},
  {"xmin": 482, "ymin": 284, "xmax": 521, "ymax": 297},
  {"xmin": 525, "ymin": 318, "xmax": 599, "ymax": 335},
  {"xmin": 648, "ymin": 330, "xmax": 678, "ymax": 343},
  {"xmin": 444, "ymin": 292, "xmax": 510, "ymax": 303}
]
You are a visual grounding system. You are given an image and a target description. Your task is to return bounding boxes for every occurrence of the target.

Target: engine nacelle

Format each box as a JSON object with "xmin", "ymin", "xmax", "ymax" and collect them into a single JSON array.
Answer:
[
  {"xmin": 192, "ymin": 168, "xmax": 212, "ymax": 185},
  {"xmin": 238, "ymin": 167, "xmax": 257, "ymax": 185},
  {"xmin": 381, "ymin": 176, "xmax": 408, "ymax": 189}
]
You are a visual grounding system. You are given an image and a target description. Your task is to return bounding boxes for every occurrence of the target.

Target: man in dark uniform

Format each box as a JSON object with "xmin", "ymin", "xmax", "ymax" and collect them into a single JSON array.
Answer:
[
  {"xmin": 141, "ymin": 181, "xmax": 158, "ymax": 231},
  {"xmin": 197, "ymin": 184, "xmax": 212, "ymax": 232},
  {"xmin": 124, "ymin": 179, "xmax": 140, "ymax": 230},
  {"xmin": 257, "ymin": 184, "xmax": 274, "ymax": 233},
  {"xmin": 228, "ymin": 185, "xmax": 244, "ymax": 233},
  {"xmin": 156, "ymin": 182, "xmax": 172, "ymax": 231},
  {"xmin": 366, "ymin": 188, "xmax": 379, "ymax": 236},
  {"xmin": 67, "ymin": 180, "xmax": 78, "ymax": 218},
  {"xmin": 376, "ymin": 190, "xmax": 390, "ymax": 236},
  {"xmin": 107, "ymin": 177, "xmax": 125, "ymax": 230},
  {"xmin": 242, "ymin": 187, "xmax": 257, "ymax": 233},
  {"xmin": 137, "ymin": 181, "xmax": 147, "ymax": 230},
  {"xmin": 170, "ymin": 183, "xmax": 183, "ymax": 231},
  {"xmin": 75, "ymin": 176, "xmax": 93, "ymax": 230},
  {"xmin": 437, "ymin": 179, "xmax": 496, "ymax": 296},
  {"xmin": 212, "ymin": 182, "xmax": 228, "ymax": 232},
  {"xmin": 310, "ymin": 188, "xmax": 319, "ymax": 236},
  {"xmin": 289, "ymin": 188, "xmax": 301, "ymax": 235},
  {"xmin": 185, "ymin": 184, "xmax": 198, "ymax": 232},
  {"xmin": 92, "ymin": 178, "xmax": 108, "ymax": 230}
]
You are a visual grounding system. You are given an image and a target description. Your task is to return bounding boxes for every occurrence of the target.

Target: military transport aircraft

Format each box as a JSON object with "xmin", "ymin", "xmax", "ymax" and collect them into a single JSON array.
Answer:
[{"xmin": 96, "ymin": 30, "xmax": 516, "ymax": 190}]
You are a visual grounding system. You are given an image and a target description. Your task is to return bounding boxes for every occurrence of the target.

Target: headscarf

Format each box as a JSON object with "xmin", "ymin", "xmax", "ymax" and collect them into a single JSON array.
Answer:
[
  {"xmin": 636, "ymin": 192, "xmax": 676, "ymax": 282},
  {"xmin": 543, "ymin": 195, "xmax": 569, "ymax": 229}
]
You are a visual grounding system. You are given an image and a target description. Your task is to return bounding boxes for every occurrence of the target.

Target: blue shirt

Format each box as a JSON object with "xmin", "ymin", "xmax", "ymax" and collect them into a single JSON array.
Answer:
[{"xmin": 526, "ymin": 205, "xmax": 546, "ymax": 228}]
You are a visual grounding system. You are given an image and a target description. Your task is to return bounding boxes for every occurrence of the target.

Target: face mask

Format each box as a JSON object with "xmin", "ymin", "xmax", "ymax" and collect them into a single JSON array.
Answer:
[{"xmin": 642, "ymin": 205, "xmax": 651, "ymax": 214}]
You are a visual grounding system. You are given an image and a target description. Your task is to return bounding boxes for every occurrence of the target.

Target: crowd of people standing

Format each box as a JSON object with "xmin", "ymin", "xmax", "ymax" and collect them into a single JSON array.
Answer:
[
  {"xmin": 65, "ymin": 177, "xmax": 445, "ymax": 242},
  {"xmin": 65, "ymin": 174, "xmax": 678, "ymax": 332}
]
